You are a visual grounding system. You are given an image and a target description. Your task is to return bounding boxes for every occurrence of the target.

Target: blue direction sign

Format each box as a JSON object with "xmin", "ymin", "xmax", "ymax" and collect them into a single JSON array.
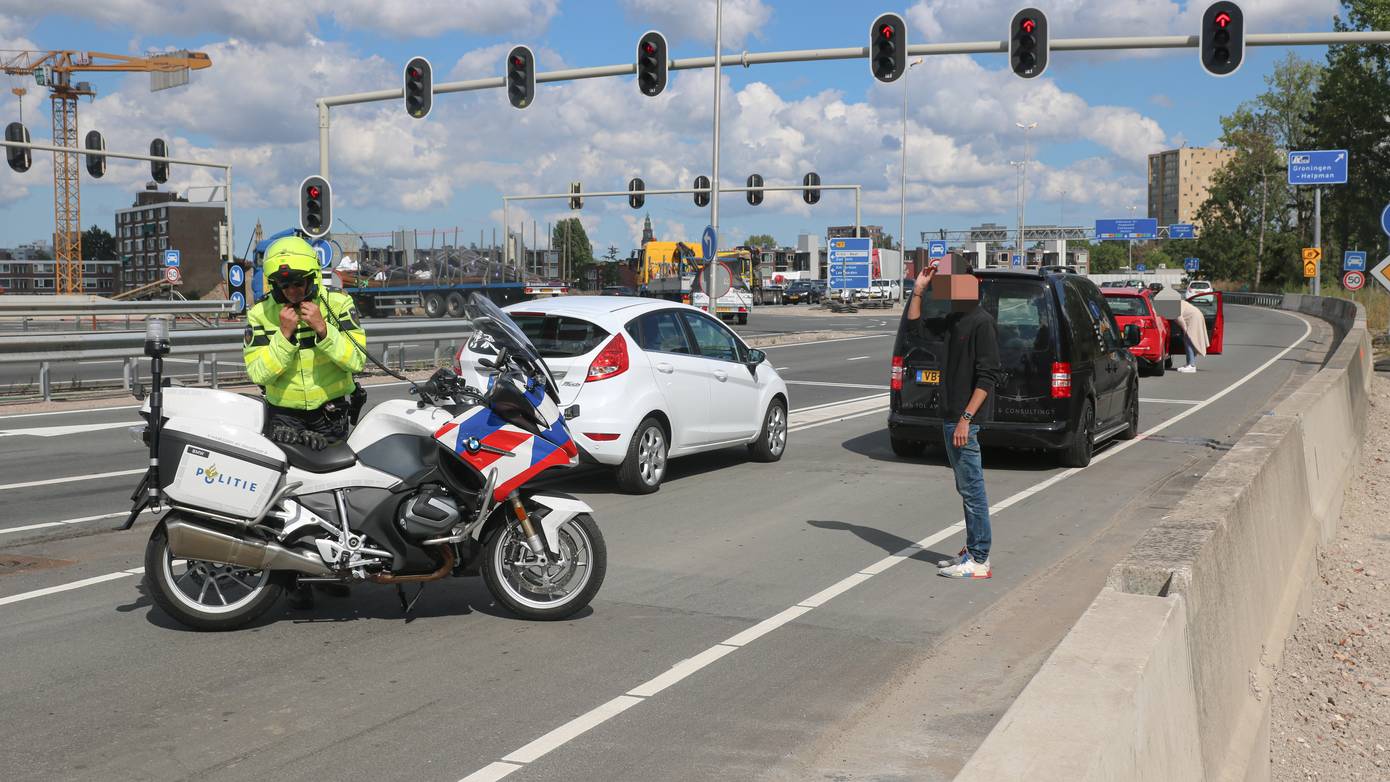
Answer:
[
  {"xmin": 1344, "ymin": 251, "xmax": 1367, "ymax": 272},
  {"xmin": 227, "ymin": 263, "xmax": 245, "ymax": 287},
  {"xmin": 827, "ymin": 237, "xmax": 871, "ymax": 291},
  {"xmin": 1136, "ymin": 263, "xmax": 1148, "ymax": 272},
  {"xmin": 1381, "ymin": 204, "xmax": 1390, "ymax": 238},
  {"xmin": 312, "ymin": 238, "xmax": 334, "ymax": 270},
  {"xmin": 1184, "ymin": 257, "xmax": 1200, "ymax": 273},
  {"xmin": 1287, "ymin": 149, "xmax": 1348, "ymax": 186},
  {"xmin": 928, "ymin": 240, "xmax": 948, "ymax": 259},
  {"xmin": 1169, "ymin": 224, "xmax": 1196, "ymax": 240},
  {"xmin": 1012, "ymin": 254, "xmax": 1023, "ymax": 267},
  {"xmin": 163, "ymin": 249, "xmax": 180, "ymax": 268},
  {"xmin": 701, "ymin": 225, "xmax": 717, "ymax": 261},
  {"xmin": 1095, "ymin": 218, "xmax": 1158, "ymax": 240},
  {"xmin": 230, "ymin": 291, "xmax": 246, "ymax": 313}
]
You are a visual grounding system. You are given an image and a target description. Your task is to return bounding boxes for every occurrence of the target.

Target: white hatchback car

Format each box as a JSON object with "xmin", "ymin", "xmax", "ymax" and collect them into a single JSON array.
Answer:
[
  {"xmin": 1185, "ymin": 280, "xmax": 1214, "ymax": 298},
  {"xmin": 456, "ymin": 297, "xmax": 789, "ymax": 493}
]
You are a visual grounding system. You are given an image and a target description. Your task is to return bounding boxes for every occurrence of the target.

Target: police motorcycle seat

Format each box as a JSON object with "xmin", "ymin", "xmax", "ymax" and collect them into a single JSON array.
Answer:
[{"xmin": 278, "ymin": 439, "xmax": 358, "ymax": 473}]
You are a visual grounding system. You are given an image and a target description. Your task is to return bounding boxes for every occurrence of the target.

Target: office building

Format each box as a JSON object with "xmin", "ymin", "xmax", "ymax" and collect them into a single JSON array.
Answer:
[
  {"xmin": 115, "ymin": 183, "xmax": 226, "ymax": 296},
  {"xmin": 1147, "ymin": 147, "xmax": 1237, "ymax": 227}
]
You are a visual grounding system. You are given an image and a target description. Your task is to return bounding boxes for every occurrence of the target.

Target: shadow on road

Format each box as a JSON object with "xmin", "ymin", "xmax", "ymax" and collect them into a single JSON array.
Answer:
[
  {"xmin": 840, "ymin": 428, "xmax": 1061, "ymax": 472},
  {"xmin": 806, "ymin": 519, "xmax": 956, "ymax": 566}
]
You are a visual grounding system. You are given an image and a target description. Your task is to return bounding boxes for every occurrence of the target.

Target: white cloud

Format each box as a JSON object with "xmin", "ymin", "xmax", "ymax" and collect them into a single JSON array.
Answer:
[{"xmin": 619, "ymin": 0, "xmax": 773, "ymax": 48}]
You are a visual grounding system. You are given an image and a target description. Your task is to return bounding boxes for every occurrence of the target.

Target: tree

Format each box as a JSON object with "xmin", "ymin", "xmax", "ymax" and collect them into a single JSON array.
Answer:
[
  {"xmin": 873, "ymin": 233, "xmax": 895, "ymax": 250},
  {"xmin": 1088, "ymin": 241, "xmax": 1128, "ymax": 273},
  {"xmin": 744, "ymin": 234, "xmax": 777, "ymax": 248},
  {"xmin": 82, "ymin": 225, "xmax": 118, "ymax": 260},
  {"xmin": 551, "ymin": 218, "xmax": 593, "ymax": 284}
]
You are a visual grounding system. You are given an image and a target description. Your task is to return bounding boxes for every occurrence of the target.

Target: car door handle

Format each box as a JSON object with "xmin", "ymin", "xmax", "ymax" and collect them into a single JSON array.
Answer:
[
  {"xmin": 713, "ymin": 369, "xmax": 728, "ymax": 382},
  {"xmin": 655, "ymin": 362, "xmax": 674, "ymax": 374}
]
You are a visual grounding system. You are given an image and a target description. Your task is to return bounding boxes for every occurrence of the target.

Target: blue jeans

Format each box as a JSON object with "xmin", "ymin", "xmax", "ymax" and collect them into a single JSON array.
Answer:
[
  {"xmin": 1182, "ymin": 333, "xmax": 1197, "ymax": 367},
  {"xmin": 942, "ymin": 423, "xmax": 991, "ymax": 563}
]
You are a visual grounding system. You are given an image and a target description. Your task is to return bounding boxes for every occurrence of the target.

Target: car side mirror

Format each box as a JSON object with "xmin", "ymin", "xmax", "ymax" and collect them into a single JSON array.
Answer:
[
  {"xmin": 1124, "ymin": 323, "xmax": 1142, "ymax": 347},
  {"xmin": 746, "ymin": 348, "xmax": 766, "ymax": 367}
]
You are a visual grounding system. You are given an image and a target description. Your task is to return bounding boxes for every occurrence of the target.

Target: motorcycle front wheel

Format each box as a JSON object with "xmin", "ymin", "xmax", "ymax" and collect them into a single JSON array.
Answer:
[
  {"xmin": 482, "ymin": 513, "xmax": 606, "ymax": 620},
  {"xmin": 142, "ymin": 518, "xmax": 287, "ymax": 631}
]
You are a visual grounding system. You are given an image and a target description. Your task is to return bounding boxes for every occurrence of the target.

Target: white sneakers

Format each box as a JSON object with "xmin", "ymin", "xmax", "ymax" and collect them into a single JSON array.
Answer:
[
  {"xmin": 1177, "ymin": 365, "xmax": 1197, "ymax": 373},
  {"xmin": 937, "ymin": 547, "xmax": 968, "ymax": 569},
  {"xmin": 939, "ymin": 557, "xmax": 992, "ymax": 579}
]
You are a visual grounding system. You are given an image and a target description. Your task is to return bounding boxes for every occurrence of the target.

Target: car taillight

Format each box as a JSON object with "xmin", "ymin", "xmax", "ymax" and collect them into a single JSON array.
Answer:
[
  {"xmin": 585, "ymin": 335, "xmax": 629, "ymax": 382},
  {"xmin": 891, "ymin": 355, "xmax": 904, "ymax": 391},
  {"xmin": 1051, "ymin": 361, "xmax": 1071, "ymax": 399}
]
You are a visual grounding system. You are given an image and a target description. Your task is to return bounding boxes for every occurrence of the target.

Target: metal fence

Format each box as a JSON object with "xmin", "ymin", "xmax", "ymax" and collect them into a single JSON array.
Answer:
[
  {"xmin": 0, "ymin": 320, "xmax": 473, "ymax": 401},
  {"xmin": 1222, "ymin": 292, "xmax": 1286, "ymax": 308}
]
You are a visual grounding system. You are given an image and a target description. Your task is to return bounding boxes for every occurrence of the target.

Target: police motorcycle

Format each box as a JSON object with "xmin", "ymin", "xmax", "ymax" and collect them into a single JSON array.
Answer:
[{"xmin": 122, "ymin": 293, "xmax": 606, "ymax": 631}]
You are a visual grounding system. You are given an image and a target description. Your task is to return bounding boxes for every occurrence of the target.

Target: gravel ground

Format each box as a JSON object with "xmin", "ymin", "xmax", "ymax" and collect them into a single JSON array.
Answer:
[{"xmin": 1271, "ymin": 373, "xmax": 1390, "ymax": 780}]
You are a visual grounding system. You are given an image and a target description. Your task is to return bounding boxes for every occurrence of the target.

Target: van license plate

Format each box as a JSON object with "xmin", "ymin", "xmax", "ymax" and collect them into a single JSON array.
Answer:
[{"xmin": 916, "ymin": 370, "xmax": 940, "ymax": 385}]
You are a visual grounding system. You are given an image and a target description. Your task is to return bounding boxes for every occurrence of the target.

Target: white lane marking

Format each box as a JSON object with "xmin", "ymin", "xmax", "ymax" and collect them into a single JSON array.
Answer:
[
  {"xmin": 789, "ymin": 407, "xmax": 887, "ymax": 433},
  {"xmin": 760, "ymin": 334, "xmax": 891, "ymax": 350},
  {"xmin": 0, "ymin": 421, "xmax": 136, "ymax": 438},
  {"xmin": 786, "ymin": 380, "xmax": 887, "ymax": 390},
  {"xmin": 453, "ymin": 311, "xmax": 1313, "ymax": 780},
  {"xmin": 0, "ymin": 468, "xmax": 145, "ymax": 493},
  {"xmin": 501, "ymin": 695, "xmax": 644, "ymax": 764},
  {"xmin": 459, "ymin": 762, "xmax": 523, "ymax": 782},
  {"xmin": 846, "ymin": 356, "xmax": 870, "ymax": 361},
  {"xmin": 0, "ymin": 567, "xmax": 143, "ymax": 608},
  {"xmin": 1140, "ymin": 397, "xmax": 1204, "ymax": 405},
  {"xmin": 0, "ymin": 404, "xmax": 141, "ymax": 421},
  {"xmin": 774, "ymin": 366, "xmax": 792, "ymax": 370},
  {"xmin": 788, "ymin": 394, "xmax": 888, "ymax": 429},
  {"xmin": 0, "ymin": 510, "xmax": 150, "ymax": 537}
]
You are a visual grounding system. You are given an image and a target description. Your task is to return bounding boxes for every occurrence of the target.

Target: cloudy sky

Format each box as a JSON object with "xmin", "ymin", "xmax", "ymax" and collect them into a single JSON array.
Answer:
[{"xmin": 0, "ymin": 0, "xmax": 1345, "ymax": 256}]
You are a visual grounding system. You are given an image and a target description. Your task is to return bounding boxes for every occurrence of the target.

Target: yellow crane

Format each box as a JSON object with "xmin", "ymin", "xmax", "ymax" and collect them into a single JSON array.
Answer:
[{"xmin": 1, "ymin": 49, "xmax": 212, "ymax": 293}]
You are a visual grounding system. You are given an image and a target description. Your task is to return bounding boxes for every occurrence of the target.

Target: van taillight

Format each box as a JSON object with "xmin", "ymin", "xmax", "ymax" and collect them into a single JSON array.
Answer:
[
  {"xmin": 891, "ymin": 356, "xmax": 904, "ymax": 391},
  {"xmin": 586, "ymin": 335, "xmax": 629, "ymax": 382},
  {"xmin": 1051, "ymin": 362, "xmax": 1071, "ymax": 399}
]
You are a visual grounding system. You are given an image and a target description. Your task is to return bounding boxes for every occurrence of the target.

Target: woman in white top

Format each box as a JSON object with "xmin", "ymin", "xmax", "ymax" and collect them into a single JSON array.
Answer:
[{"xmin": 1176, "ymin": 298, "xmax": 1210, "ymax": 373}]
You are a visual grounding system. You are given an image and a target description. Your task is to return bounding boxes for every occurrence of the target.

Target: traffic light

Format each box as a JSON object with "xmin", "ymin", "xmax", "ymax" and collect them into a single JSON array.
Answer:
[
  {"xmin": 404, "ymin": 56, "xmax": 433, "ymax": 119},
  {"xmin": 569, "ymin": 181, "xmax": 582, "ymax": 210},
  {"xmin": 1200, "ymin": 2, "xmax": 1245, "ymax": 77},
  {"xmin": 802, "ymin": 172, "xmax": 821, "ymax": 205},
  {"xmin": 299, "ymin": 175, "xmax": 332, "ymax": 238},
  {"xmin": 4, "ymin": 122, "xmax": 31, "ymax": 173},
  {"xmin": 1009, "ymin": 9, "xmax": 1049, "ymax": 79},
  {"xmin": 149, "ymin": 138, "xmax": 169, "ymax": 183},
  {"xmin": 628, "ymin": 177, "xmax": 645, "ymax": 209},
  {"xmin": 694, "ymin": 175, "xmax": 711, "ymax": 208},
  {"xmin": 636, "ymin": 31, "xmax": 668, "ymax": 97},
  {"xmin": 506, "ymin": 45, "xmax": 535, "ymax": 109},
  {"xmin": 746, "ymin": 173, "xmax": 764, "ymax": 206},
  {"xmin": 84, "ymin": 130, "xmax": 106, "ymax": 178},
  {"xmin": 870, "ymin": 13, "xmax": 907, "ymax": 83}
]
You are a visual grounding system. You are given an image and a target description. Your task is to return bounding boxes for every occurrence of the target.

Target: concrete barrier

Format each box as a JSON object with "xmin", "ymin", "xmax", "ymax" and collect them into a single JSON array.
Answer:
[{"xmin": 957, "ymin": 296, "xmax": 1371, "ymax": 782}]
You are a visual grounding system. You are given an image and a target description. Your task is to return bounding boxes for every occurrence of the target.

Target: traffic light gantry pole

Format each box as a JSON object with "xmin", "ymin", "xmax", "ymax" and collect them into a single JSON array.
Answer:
[
  {"xmin": 500, "ymin": 183, "xmax": 862, "ymax": 269},
  {"xmin": 311, "ymin": 28, "xmax": 1390, "ymax": 179},
  {"xmin": 1, "ymin": 137, "xmax": 235, "ymax": 276}
]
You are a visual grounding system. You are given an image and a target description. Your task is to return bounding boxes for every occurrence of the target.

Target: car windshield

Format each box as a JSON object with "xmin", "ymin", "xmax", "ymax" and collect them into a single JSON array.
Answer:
[
  {"xmin": 509, "ymin": 314, "xmax": 611, "ymax": 358},
  {"xmin": 1105, "ymin": 296, "xmax": 1149, "ymax": 317}
]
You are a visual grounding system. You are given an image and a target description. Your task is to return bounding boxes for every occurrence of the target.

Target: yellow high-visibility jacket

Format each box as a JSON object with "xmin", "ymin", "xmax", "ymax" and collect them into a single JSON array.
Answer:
[{"xmin": 242, "ymin": 291, "xmax": 365, "ymax": 410}]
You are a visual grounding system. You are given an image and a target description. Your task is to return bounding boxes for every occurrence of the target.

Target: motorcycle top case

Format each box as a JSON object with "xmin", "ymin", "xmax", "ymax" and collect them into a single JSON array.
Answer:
[{"xmin": 158, "ymin": 417, "xmax": 285, "ymax": 519}]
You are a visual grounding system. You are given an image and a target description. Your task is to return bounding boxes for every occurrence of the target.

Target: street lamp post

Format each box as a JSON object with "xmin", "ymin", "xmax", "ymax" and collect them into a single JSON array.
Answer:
[
  {"xmin": 899, "ymin": 58, "xmax": 924, "ymax": 266},
  {"xmin": 1016, "ymin": 121, "xmax": 1037, "ymax": 265},
  {"xmin": 1127, "ymin": 204, "xmax": 1138, "ymax": 268}
]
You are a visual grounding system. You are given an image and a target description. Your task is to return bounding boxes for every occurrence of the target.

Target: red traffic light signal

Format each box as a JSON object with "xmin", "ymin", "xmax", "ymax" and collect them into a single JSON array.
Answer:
[
  {"xmin": 1009, "ymin": 9, "xmax": 1049, "ymax": 79},
  {"xmin": 1200, "ymin": 2, "xmax": 1245, "ymax": 77},
  {"xmin": 403, "ymin": 56, "xmax": 433, "ymax": 119},
  {"xmin": 869, "ymin": 13, "xmax": 907, "ymax": 83},
  {"xmin": 636, "ymin": 31, "xmax": 669, "ymax": 97},
  {"xmin": 299, "ymin": 175, "xmax": 332, "ymax": 238},
  {"xmin": 507, "ymin": 46, "xmax": 536, "ymax": 109}
]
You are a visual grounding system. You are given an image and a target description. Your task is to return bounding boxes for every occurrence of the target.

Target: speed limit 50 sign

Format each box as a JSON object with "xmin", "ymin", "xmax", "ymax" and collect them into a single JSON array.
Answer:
[{"xmin": 1342, "ymin": 270, "xmax": 1365, "ymax": 291}]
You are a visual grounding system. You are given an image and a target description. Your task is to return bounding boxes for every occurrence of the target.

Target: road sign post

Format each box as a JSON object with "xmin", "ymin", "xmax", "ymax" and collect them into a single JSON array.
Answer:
[
  {"xmin": 828, "ymin": 238, "xmax": 871, "ymax": 299},
  {"xmin": 1302, "ymin": 247, "xmax": 1321, "ymax": 279},
  {"xmin": 1342, "ymin": 270, "xmax": 1365, "ymax": 291},
  {"xmin": 164, "ymin": 266, "xmax": 182, "ymax": 285},
  {"xmin": 1343, "ymin": 251, "xmax": 1366, "ymax": 272},
  {"xmin": 1287, "ymin": 150, "xmax": 1347, "ymax": 297},
  {"xmin": 1184, "ymin": 257, "xmax": 1200, "ymax": 273},
  {"xmin": 163, "ymin": 249, "xmax": 180, "ymax": 268}
]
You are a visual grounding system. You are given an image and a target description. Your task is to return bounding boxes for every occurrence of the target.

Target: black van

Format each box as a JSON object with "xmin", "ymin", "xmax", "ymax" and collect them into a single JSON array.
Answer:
[{"xmin": 888, "ymin": 270, "xmax": 1142, "ymax": 468}]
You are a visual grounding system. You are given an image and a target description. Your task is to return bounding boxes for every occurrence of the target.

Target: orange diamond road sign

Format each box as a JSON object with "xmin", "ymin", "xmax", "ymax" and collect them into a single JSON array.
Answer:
[{"xmin": 1302, "ymin": 247, "xmax": 1322, "ymax": 263}]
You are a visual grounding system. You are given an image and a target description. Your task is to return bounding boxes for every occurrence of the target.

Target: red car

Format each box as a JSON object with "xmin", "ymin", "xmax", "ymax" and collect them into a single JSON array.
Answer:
[
  {"xmin": 1178, "ymin": 291, "xmax": 1225, "ymax": 356},
  {"xmin": 1102, "ymin": 288, "xmax": 1171, "ymax": 376}
]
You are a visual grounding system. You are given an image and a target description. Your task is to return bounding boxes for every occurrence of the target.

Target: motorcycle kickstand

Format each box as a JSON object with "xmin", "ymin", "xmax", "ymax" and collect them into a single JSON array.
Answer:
[{"xmin": 395, "ymin": 584, "xmax": 426, "ymax": 617}]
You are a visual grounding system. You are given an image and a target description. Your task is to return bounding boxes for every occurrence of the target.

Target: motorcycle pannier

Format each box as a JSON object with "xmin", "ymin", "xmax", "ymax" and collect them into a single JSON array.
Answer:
[{"xmin": 157, "ymin": 419, "xmax": 285, "ymax": 519}]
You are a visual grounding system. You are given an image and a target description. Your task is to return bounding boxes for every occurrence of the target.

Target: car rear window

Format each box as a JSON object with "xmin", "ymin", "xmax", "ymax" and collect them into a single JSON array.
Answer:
[
  {"xmin": 509, "ymin": 314, "xmax": 610, "ymax": 358},
  {"xmin": 1104, "ymin": 296, "xmax": 1149, "ymax": 317}
]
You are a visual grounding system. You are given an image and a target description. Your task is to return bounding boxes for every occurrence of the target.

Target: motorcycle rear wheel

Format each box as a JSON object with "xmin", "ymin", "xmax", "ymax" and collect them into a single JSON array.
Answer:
[
  {"xmin": 143, "ymin": 518, "xmax": 288, "ymax": 631},
  {"xmin": 483, "ymin": 513, "xmax": 606, "ymax": 620}
]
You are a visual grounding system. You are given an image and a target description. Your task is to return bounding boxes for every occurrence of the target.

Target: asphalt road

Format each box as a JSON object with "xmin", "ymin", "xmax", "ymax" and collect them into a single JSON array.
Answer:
[
  {"xmin": 0, "ymin": 303, "xmax": 889, "ymax": 397},
  {"xmin": 0, "ymin": 304, "xmax": 1326, "ymax": 781}
]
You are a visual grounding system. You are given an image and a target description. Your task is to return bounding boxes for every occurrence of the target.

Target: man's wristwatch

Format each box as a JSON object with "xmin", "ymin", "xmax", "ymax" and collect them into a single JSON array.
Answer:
[{"xmin": 961, "ymin": 411, "xmax": 975, "ymax": 422}]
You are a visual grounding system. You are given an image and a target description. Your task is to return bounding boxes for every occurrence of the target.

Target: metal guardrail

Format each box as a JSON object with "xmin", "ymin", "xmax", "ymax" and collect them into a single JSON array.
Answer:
[
  {"xmin": 1222, "ymin": 292, "xmax": 1286, "ymax": 308},
  {"xmin": 0, "ymin": 320, "xmax": 474, "ymax": 401},
  {"xmin": 0, "ymin": 300, "xmax": 240, "ymax": 317}
]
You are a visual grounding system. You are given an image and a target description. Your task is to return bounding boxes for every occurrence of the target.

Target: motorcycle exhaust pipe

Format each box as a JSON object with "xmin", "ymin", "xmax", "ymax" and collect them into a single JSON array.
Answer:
[{"xmin": 166, "ymin": 519, "xmax": 333, "ymax": 576}]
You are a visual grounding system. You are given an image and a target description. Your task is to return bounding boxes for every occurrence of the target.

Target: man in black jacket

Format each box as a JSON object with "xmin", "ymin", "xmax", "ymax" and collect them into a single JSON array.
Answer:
[{"xmin": 906, "ymin": 260, "xmax": 1003, "ymax": 579}]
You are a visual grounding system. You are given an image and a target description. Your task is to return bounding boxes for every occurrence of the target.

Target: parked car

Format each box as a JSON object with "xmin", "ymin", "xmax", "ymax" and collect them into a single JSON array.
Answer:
[
  {"xmin": 783, "ymin": 280, "xmax": 822, "ymax": 305},
  {"xmin": 1185, "ymin": 280, "xmax": 1214, "ymax": 298},
  {"xmin": 1102, "ymin": 288, "xmax": 1171, "ymax": 375},
  {"xmin": 601, "ymin": 285, "xmax": 636, "ymax": 296},
  {"xmin": 456, "ymin": 297, "xmax": 789, "ymax": 493},
  {"xmin": 888, "ymin": 270, "xmax": 1142, "ymax": 468}
]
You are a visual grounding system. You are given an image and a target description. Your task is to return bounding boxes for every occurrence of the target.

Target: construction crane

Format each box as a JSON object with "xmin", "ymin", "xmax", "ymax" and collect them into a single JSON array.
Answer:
[{"xmin": 1, "ymin": 49, "xmax": 212, "ymax": 293}]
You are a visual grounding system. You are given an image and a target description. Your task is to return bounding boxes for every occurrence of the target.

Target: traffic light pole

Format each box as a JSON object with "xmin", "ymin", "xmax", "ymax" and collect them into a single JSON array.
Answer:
[
  {"xmin": 1313, "ymin": 187, "xmax": 1322, "ymax": 297},
  {"xmin": 2, "ymin": 138, "xmax": 235, "ymax": 284},
  {"xmin": 310, "ymin": 30, "xmax": 1390, "ymax": 179},
  {"xmin": 500, "ymin": 183, "xmax": 862, "ymax": 272},
  {"xmin": 709, "ymin": 0, "xmax": 723, "ymax": 315}
]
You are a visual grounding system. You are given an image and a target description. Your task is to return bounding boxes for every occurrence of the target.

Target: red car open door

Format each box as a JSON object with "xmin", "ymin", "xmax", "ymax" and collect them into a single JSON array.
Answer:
[{"xmin": 1188, "ymin": 292, "xmax": 1224, "ymax": 355}]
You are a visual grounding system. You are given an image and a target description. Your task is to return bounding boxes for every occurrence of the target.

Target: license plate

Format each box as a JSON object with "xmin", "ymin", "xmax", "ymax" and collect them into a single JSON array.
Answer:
[{"xmin": 916, "ymin": 369, "xmax": 940, "ymax": 385}]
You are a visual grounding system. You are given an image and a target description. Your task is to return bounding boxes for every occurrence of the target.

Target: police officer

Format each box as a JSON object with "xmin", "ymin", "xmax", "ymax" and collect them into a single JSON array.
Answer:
[{"xmin": 243, "ymin": 236, "xmax": 366, "ymax": 447}]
